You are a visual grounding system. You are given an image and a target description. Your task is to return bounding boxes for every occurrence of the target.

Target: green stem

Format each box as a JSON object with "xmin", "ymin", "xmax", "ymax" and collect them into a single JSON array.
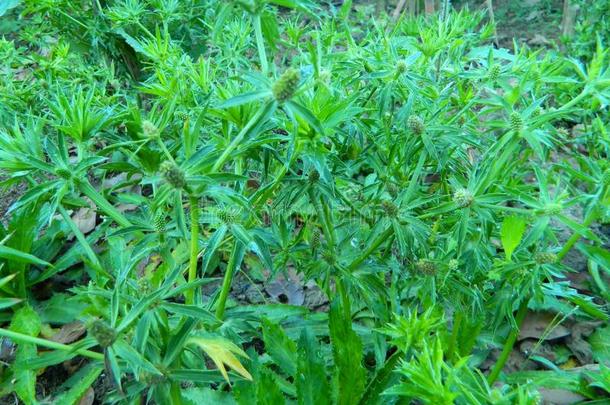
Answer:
[
  {"xmin": 558, "ymin": 88, "xmax": 589, "ymax": 112},
  {"xmin": 58, "ymin": 205, "xmax": 101, "ymax": 269},
  {"xmin": 347, "ymin": 226, "xmax": 394, "ymax": 272},
  {"xmin": 557, "ymin": 185, "xmax": 607, "ymax": 260},
  {"xmin": 77, "ymin": 178, "xmax": 132, "ymax": 227},
  {"xmin": 0, "ymin": 328, "xmax": 104, "ymax": 361},
  {"xmin": 215, "ymin": 243, "xmax": 239, "ymax": 320},
  {"xmin": 186, "ymin": 196, "xmax": 200, "ymax": 305},
  {"xmin": 448, "ymin": 310, "xmax": 463, "ymax": 362},
  {"xmin": 253, "ymin": 13, "xmax": 269, "ymax": 74},
  {"xmin": 487, "ymin": 297, "xmax": 529, "ymax": 384}
]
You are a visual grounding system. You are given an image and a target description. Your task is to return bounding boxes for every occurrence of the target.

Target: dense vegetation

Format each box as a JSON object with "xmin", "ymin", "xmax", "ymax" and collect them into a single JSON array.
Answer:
[{"xmin": 0, "ymin": 1, "xmax": 609, "ymax": 404}]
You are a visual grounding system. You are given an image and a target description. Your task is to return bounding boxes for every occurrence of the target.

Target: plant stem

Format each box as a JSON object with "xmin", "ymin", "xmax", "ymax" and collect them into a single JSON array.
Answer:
[
  {"xmin": 186, "ymin": 196, "xmax": 200, "ymax": 305},
  {"xmin": 215, "ymin": 242, "xmax": 239, "ymax": 320},
  {"xmin": 347, "ymin": 226, "xmax": 394, "ymax": 272},
  {"xmin": 487, "ymin": 297, "xmax": 529, "ymax": 384},
  {"xmin": 0, "ymin": 328, "xmax": 104, "ymax": 361},
  {"xmin": 77, "ymin": 178, "xmax": 132, "ymax": 227},
  {"xmin": 557, "ymin": 184, "xmax": 607, "ymax": 260},
  {"xmin": 253, "ymin": 13, "xmax": 269, "ymax": 74}
]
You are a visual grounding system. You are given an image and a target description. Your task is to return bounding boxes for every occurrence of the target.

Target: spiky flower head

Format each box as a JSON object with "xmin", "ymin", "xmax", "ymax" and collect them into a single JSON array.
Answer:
[
  {"xmin": 453, "ymin": 188, "xmax": 474, "ymax": 208},
  {"xmin": 488, "ymin": 64, "xmax": 501, "ymax": 81},
  {"xmin": 543, "ymin": 203, "xmax": 562, "ymax": 216},
  {"xmin": 272, "ymin": 68, "xmax": 300, "ymax": 103},
  {"xmin": 310, "ymin": 228, "xmax": 321, "ymax": 248},
  {"xmin": 415, "ymin": 259, "xmax": 436, "ymax": 276},
  {"xmin": 448, "ymin": 259, "xmax": 459, "ymax": 271},
  {"xmin": 535, "ymin": 252, "xmax": 557, "ymax": 265},
  {"xmin": 556, "ymin": 127, "xmax": 569, "ymax": 138},
  {"xmin": 408, "ymin": 115, "xmax": 425, "ymax": 135},
  {"xmin": 142, "ymin": 120, "xmax": 159, "ymax": 138},
  {"xmin": 160, "ymin": 161, "xmax": 186, "ymax": 189},
  {"xmin": 532, "ymin": 107, "xmax": 543, "ymax": 118},
  {"xmin": 381, "ymin": 200, "xmax": 399, "ymax": 217},
  {"xmin": 510, "ymin": 112, "xmax": 523, "ymax": 133},
  {"xmin": 396, "ymin": 60, "xmax": 408, "ymax": 74},
  {"xmin": 216, "ymin": 207, "xmax": 239, "ymax": 225},
  {"xmin": 322, "ymin": 249, "xmax": 336, "ymax": 266},
  {"xmin": 308, "ymin": 169, "xmax": 320, "ymax": 183},
  {"xmin": 153, "ymin": 211, "xmax": 166, "ymax": 232},
  {"xmin": 89, "ymin": 320, "xmax": 116, "ymax": 348}
]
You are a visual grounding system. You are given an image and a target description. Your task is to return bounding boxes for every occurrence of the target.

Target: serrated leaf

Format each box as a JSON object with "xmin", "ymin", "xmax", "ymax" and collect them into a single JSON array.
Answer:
[
  {"xmin": 256, "ymin": 369, "xmax": 285, "ymax": 405},
  {"xmin": 10, "ymin": 306, "xmax": 41, "ymax": 405},
  {"xmin": 262, "ymin": 319, "xmax": 297, "ymax": 376},
  {"xmin": 589, "ymin": 325, "xmax": 610, "ymax": 365},
  {"xmin": 296, "ymin": 329, "xmax": 330, "ymax": 405},
  {"xmin": 501, "ymin": 215, "xmax": 526, "ymax": 261},
  {"xmin": 329, "ymin": 299, "xmax": 365, "ymax": 405}
]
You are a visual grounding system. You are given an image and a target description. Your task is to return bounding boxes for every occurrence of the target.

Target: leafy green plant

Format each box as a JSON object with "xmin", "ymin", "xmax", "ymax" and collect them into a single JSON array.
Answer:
[{"xmin": 0, "ymin": 1, "xmax": 609, "ymax": 404}]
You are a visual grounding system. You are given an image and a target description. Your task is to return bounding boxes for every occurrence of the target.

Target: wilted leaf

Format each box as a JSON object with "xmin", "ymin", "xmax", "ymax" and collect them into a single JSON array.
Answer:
[{"xmin": 188, "ymin": 336, "xmax": 252, "ymax": 383}]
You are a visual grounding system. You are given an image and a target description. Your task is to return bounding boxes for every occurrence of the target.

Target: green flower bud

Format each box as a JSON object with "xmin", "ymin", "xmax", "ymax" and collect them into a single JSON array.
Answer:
[
  {"xmin": 396, "ymin": 60, "xmax": 407, "ymax": 74},
  {"xmin": 160, "ymin": 161, "xmax": 186, "ymax": 189},
  {"xmin": 308, "ymin": 169, "xmax": 320, "ymax": 183},
  {"xmin": 448, "ymin": 259, "xmax": 459, "ymax": 271},
  {"xmin": 142, "ymin": 120, "xmax": 159, "ymax": 138},
  {"xmin": 510, "ymin": 112, "xmax": 523, "ymax": 132},
  {"xmin": 153, "ymin": 211, "xmax": 166, "ymax": 232},
  {"xmin": 488, "ymin": 64, "xmax": 501, "ymax": 81},
  {"xmin": 89, "ymin": 320, "xmax": 116, "ymax": 348},
  {"xmin": 408, "ymin": 115, "xmax": 425, "ymax": 135},
  {"xmin": 310, "ymin": 228, "xmax": 321, "ymax": 248},
  {"xmin": 272, "ymin": 68, "xmax": 300, "ymax": 103},
  {"xmin": 535, "ymin": 252, "xmax": 557, "ymax": 265},
  {"xmin": 387, "ymin": 183, "xmax": 398, "ymax": 198},
  {"xmin": 217, "ymin": 207, "xmax": 239, "ymax": 225},
  {"xmin": 415, "ymin": 259, "xmax": 436, "ymax": 276},
  {"xmin": 543, "ymin": 203, "xmax": 562, "ymax": 216},
  {"xmin": 532, "ymin": 107, "xmax": 543, "ymax": 118},
  {"xmin": 381, "ymin": 200, "xmax": 399, "ymax": 217},
  {"xmin": 453, "ymin": 188, "xmax": 474, "ymax": 208},
  {"xmin": 322, "ymin": 249, "xmax": 336, "ymax": 265}
]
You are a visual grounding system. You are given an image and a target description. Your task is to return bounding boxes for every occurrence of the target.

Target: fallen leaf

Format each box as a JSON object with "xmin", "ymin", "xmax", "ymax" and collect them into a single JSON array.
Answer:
[
  {"xmin": 50, "ymin": 322, "xmax": 86, "ymax": 345},
  {"xmin": 72, "ymin": 206, "xmax": 96, "ymax": 235},
  {"xmin": 265, "ymin": 268, "xmax": 305, "ymax": 305},
  {"xmin": 518, "ymin": 312, "xmax": 570, "ymax": 341},
  {"xmin": 77, "ymin": 387, "xmax": 95, "ymax": 405},
  {"xmin": 538, "ymin": 388, "xmax": 586, "ymax": 405}
]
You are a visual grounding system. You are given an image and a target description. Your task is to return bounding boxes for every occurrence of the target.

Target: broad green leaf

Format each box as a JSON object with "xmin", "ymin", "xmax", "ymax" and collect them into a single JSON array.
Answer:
[
  {"xmin": 296, "ymin": 329, "xmax": 330, "ymax": 405},
  {"xmin": 10, "ymin": 306, "xmax": 41, "ymax": 405},
  {"xmin": 262, "ymin": 319, "xmax": 297, "ymax": 376},
  {"xmin": 256, "ymin": 369, "xmax": 286, "ymax": 405},
  {"xmin": 329, "ymin": 299, "xmax": 365, "ymax": 405},
  {"xmin": 589, "ymin": 325, "xmax": 610, "ymax": 365},
  {"xmin": 182, "ymin": 387, "xmax": 237, "ymax": 405},
  {"xmin": 500, "ymin": 215, "xmax": 526, "ymax": 261}
]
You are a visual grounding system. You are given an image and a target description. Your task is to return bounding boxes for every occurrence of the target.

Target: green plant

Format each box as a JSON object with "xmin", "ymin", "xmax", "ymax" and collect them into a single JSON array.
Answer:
[{"xmin": 0, "ymin": 1, "xmax": 609, "ymax": 404}]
